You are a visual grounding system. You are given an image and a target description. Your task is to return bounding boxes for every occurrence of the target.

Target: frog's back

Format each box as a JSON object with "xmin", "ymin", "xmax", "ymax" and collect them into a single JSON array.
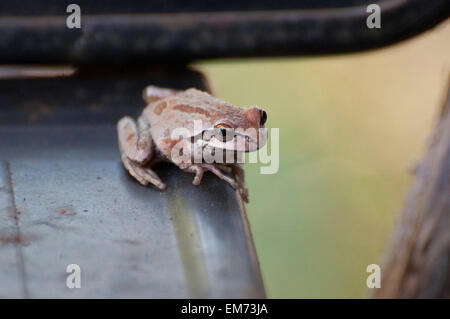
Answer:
[{"xmin": 143, "ymin": 88, "xmax": 246, "ymax": 140}]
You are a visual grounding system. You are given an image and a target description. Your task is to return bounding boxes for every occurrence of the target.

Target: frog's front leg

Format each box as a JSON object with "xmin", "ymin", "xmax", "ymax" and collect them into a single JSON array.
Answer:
[
  {"xmin": 183, "ymin": 163, "xmax": 235, "ymax": 188},
  {"xmin": 200, "ymin": 163, "xmax": 239, "ymax": 189},
  {"xmin": 117, "ymin": 116, "xmax": 167, "ymax": 190},
  {"xmin": 184, "ymin": 165, "xmax": 205, "ymax": 186},
  {"xmin": 212, "ymin": 163, "xmax": 249, "ymax": 202},
  {"xmin": 183, "ymin": 163, "xmax": 248, "ymax": 202},
  {"xmin": 214, "ymin": 163, "xmax": 233, "ymax": 174}
]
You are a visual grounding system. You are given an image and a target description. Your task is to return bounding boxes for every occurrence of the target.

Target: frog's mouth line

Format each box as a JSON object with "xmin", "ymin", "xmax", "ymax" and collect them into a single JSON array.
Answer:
[
  {"xmin": 188, "ymin": 128, "xmax": 267, "ymax": 153},
  {"xmin": 191, "ymin": 134, "xmax": 265, "ymax": 153}
]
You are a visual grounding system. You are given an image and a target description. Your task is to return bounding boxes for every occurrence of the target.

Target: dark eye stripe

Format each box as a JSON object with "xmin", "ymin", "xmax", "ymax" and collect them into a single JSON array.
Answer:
[{"xmin": 260, "ymin": 110, "xmax": 267, "ymax": 126}]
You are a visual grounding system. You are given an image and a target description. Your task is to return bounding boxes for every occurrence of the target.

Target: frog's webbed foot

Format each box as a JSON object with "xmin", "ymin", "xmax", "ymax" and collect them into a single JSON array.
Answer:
[{"xmin": 117, "ymin": 116, "xmax": 167, "ymax": 190}]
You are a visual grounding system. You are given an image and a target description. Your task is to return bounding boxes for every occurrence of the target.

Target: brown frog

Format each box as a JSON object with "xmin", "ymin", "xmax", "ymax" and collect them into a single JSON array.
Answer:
[{"xmin": 117, "ymin": 86, "xmax": 267, "ymax": 202}]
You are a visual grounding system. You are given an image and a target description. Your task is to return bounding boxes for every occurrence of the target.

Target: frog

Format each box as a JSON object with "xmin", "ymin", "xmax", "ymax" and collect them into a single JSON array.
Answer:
[{"xmin": 117, "ymin": 86, "xmax": 268, "ymax": 203}]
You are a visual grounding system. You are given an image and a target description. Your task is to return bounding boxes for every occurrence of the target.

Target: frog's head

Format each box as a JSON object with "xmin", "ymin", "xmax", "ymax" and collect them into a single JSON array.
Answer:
[{"xmin": 199, "ymin": 106, "xmax": 268, "ymax": 153}]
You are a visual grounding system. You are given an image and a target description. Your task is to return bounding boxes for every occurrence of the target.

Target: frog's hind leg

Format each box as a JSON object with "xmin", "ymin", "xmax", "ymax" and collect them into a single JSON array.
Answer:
[
  {"xmin": 117, "ymin": 116, "xmax": 153, "ymax": 163},
  {"xmin": 117, "ymin": 116, "xmax": 167, "ymax": 190}
]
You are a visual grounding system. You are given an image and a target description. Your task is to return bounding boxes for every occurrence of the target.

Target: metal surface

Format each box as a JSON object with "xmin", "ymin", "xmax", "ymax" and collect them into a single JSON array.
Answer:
[
  {"xmin": 0, "ymin": 0, "xmax": 448, "ymax": 64},
  {"xmin": 0, "ymin": 66, "xmax": 210, "ymax": 125},
  {"xmin": 0, "ymin": 70, "xmax": 265, "ymax": 298}
]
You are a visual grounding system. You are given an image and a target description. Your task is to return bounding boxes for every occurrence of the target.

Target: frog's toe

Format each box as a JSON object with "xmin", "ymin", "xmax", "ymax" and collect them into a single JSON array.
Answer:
[
  {"xmin": 130, "ymin": 171, "xmax": 150, "ymax": 186},
  {"xmin": 140, "ymin": 167, "xmax": 167, "ymax": 190},
  {"xmin": 191, "ymin": 166, "xmax": 205, "ymax": 186},
  {"xmin": 192, "ymin": 177, "xmax": 202, "ymax": 186},
  {"xmin": 240, "ymin": 188, "xmax": 249, "ymax": 203},
  {"xmin": 156, "ymin": 181, "xmax": 167, "ymax": 190},
  {"xmin": 122, "ymin": 156, "xmax": 167, "ymax": 190}
]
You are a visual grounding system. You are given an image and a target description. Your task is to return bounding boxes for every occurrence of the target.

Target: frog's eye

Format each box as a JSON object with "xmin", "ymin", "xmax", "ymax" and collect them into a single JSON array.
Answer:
[
  {"xmin": 214, "ymin": 124, "xmax": 234, "ymax": 142},
  {"xmin": 215, "ymin": 124, "xmax": 231, "ymax": 129}
]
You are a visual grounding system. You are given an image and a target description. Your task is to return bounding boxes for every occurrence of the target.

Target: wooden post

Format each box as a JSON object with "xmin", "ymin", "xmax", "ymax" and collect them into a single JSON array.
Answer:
[{"xmin": 373, "ymin": 81, "xmax": 450, "ymax": 298}]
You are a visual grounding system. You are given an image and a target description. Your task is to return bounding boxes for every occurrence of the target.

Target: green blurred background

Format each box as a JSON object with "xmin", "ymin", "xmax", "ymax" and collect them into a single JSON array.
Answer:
[{"xmin": 195, "ymin": 22, "xmax": 450, "ymax": 298}]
